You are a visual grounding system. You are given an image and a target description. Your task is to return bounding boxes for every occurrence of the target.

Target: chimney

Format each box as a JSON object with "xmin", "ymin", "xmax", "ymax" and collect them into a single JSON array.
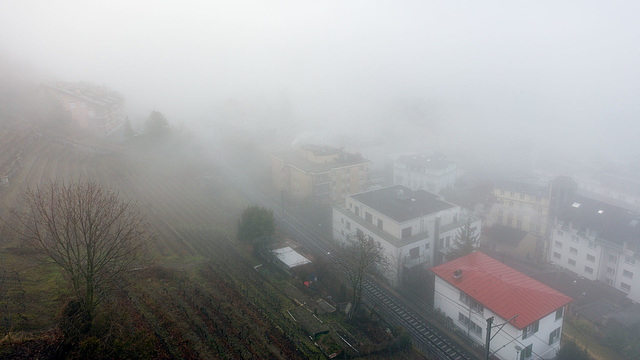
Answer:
[{"xmin": 453, "ymin": 269, "xmax": 463, "ymax": 279}]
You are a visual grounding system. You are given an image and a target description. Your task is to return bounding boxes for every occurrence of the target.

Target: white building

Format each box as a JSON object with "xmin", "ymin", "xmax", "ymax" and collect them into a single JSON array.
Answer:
[
  {"xmin": 393, "ymin": 154, "xmax": 457, "ymax": 194},
  {"xmin": 332, "ymin": 185, "xmax": 480, "ymax": 286},
  {"xmin": 549, "ymin": 195, "xmax": 640, "ymax": 303},
  {"xmin": 432, "ymin": 252, "xmax": 572, "ymax": 360}
]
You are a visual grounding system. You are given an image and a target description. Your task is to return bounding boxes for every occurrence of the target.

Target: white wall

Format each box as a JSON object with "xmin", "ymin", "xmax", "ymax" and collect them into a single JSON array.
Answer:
[
  {"xmin": 549, "ymin": 222, "xmax": 640, "ymax": 302},
  {"xmin": 433, "ymin": 276, "xmax": 564, "ymax": 360}
]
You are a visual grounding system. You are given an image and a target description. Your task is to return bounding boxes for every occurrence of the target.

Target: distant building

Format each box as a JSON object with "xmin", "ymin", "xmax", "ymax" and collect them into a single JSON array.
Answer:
[
  {"xmin": 393, "ymin": 153, "xmax": 456, "ymax": 193},
  {"xmin": 332, "ymin": 185, "xmax": 480, "ymax": 286},
  {"xmin": 271, "ymin": 145, "xmax": 370, "ymax": 204},
  {"xmin": 44, "ymin": 82, "xmax": 124, "ymax": 134},
  {"xmin": 489, "ymin": 175, "xmax": 552, "ymax": 245},
  {"xmin": 432, "ymin": 252, "xmax": 572, "ymax": 360},
  {"xmin": 549, "ymin": 195, "xmax": 640, "ymax": 303}
]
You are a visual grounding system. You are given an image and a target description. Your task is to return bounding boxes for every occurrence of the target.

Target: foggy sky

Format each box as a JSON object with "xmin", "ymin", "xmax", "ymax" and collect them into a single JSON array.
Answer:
[{"xmin": 2, "ymin": 1, "xmax": 640, "ymax": 165}]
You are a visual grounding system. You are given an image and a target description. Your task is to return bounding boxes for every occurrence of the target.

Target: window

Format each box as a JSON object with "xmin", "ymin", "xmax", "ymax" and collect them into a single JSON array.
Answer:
[
  {"xmin": 568, "ymin": 259, "xmax": 576, "ymax": 266},
  {"xmin": 81, "ymin": 102, "xmax": 86, "ymax": 108},
  {"xmin": 354, "ymin": 206, "xmax": 360, "ymax": 216},
  {"xmin": 523, "ymin": 320, "xmax": 539, "ymax": 339},
  {"xmin": 365, "ymin": 212, "xmax": 372, "ymax": 223},
  {"xmin": 409, "ymin": 247, "xmax": 419, "ymax": 259},
  {"xmin": 520, "ymin": 193, "xmax": 525, "ymax": 199},
  {"xmin": 570, "ymin": 247, "xmax": 578, "ymax": 255},
  {"xmin": 625, "ymin": 256, "xmax": 636, "ymax": 266},
  {"xmin": 401, "ymin": 227, "xmax": 412, "ymax": 239},
  {"xmin": 555, "ymin": 307, "xmax": 563, "ymax": 320},
  {"xmin": 609, "ymin": 255, "xmax": 617, "ymax": 263},
  {"xmin": 377, "ymin": 219, "xmax": 383, "ymax": 230},
  {"xmin": 623, "ymin": 270, "xmax": 634, "ymax": 279},
  {"xmin": 445, "ymin": 236, "xmax": 451, "ymax": 248},
  {"xmin": 557, "ymin": 230, "xmax": 564, "ymax": 236},
  {"xmin": 425, "ymin": 243, "xmax": 430, "ymax": 250},
  {"xmin": 621, "ymin": 282, "xmax": 631, "ymax": 293},
  {"xmin": 458, "ymin": 312, "xmax": 482, "ymax": 337},
  {"xmin": 571, "ymin": 235, "xmax": 579, "ymax": 242},
  {"xmin": 549, "ymin": 327, "xmax": 561, "ymax": 345},
  {"xmin": 606, "ymin": 278, "xmax": 614, "ymax": 285},
  {"xmin": 553, "ymin": 252, "xmax": 561, "ymax": 259},
  {"xmin": 607, "ymin": 267, "xmax": 615, "ymax": 275},
  {"xmin": 346, "ymin": 221, "xmax": 351, "ymax": 230},
  {"xmin": 460, "ymin": 292, "xmax": 484, "ymax": 313},
  {"xmin": 555, "ymin": 241, "xmax": 562, "ymax": 248},
  {"xmin": 587, "ymin": 254, "xmax": 595, "ymax": 263},
  {"xmin": 88, "ymin": 110, "xmax": 95, "ymax": 118},
  {"xmin": 69, "ymin": 102, "xmax": 76, "ymax": 109},
  {"xmin": 520, "ymin": 344, "xmax": 533, "ymax": 360},
  {"xmin": 585, "ymin": 266, "xmax": 593, "ymax": 274},
  {"xmin": 588, "ymin": 242, "xmax": 597, "ymax": 249}
]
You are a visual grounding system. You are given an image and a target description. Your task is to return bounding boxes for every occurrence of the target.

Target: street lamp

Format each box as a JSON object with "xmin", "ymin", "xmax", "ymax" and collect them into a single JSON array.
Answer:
[{"xmin": 514, "ymin": 345, "xmax": 522, "ymax": 360}]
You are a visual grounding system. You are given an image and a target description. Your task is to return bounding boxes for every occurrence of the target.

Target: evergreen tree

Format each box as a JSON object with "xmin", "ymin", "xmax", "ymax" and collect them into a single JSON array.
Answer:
[{"xmin": 447, "ymin": 218, "xmax": 479, "ymax": 260}]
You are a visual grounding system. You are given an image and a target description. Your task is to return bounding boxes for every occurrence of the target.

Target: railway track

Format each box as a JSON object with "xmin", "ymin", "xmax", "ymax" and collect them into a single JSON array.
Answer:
[{"xmin": 216, "ymin": 156, "xmax": 480, "ymax": 360}]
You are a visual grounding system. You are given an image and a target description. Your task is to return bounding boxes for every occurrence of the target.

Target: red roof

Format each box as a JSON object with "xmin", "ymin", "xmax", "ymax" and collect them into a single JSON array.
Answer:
[{"xmin": 430, "ymin": 252, "xmax": 572, "ymax": 329}]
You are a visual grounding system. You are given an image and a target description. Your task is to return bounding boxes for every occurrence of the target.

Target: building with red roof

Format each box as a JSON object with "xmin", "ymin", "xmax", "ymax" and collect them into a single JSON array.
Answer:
[{"xmin": 431, "ymin": 251, "xmax": 572, "ymax": 360}]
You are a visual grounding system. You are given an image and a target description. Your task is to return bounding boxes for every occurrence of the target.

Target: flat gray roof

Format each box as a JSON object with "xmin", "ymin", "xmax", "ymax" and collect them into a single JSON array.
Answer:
[
  {"xmin": 271, "ymin": 147, "xmax": 369, "ymax": 174},
  {"xmin": 558, "ymin": 195, "xmax": 640, "ymax": 247},
  {"xmin": 350, "ymin": 185, "xmax": 455, "ymax": 223}
]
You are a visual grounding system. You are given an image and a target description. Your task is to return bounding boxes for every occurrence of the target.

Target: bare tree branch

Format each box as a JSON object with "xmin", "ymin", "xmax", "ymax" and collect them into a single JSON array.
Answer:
[{"xmin": 4, "ymin": 180, "xmax": 153, "ymax": 330}]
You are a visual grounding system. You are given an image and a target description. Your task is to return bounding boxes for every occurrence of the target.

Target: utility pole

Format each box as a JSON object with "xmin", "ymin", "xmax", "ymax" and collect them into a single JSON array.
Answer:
[
  {"xmin": 485, "ymin": 316, "xmax": 493, "ymax": 360},
  {"xmin": 485, "ymin": 314, "xmax": 518, "ymax": 360}
]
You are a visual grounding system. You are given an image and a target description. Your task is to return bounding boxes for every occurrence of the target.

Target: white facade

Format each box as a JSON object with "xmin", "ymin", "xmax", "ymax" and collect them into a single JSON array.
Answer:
[
  {"xmin": 434, "ymin": 276, "xmax": 565, "ymax": 360},
  {"xmin": 393, "ymin": 154, "xmax": 457, "ymax": 193},
  {"xmin": 332, "ymin": 185, "xmax": 478, "ymax": 286},
  {"xmin": 549, "ymin": 219, "xmax": 640, "ymax": 303}
]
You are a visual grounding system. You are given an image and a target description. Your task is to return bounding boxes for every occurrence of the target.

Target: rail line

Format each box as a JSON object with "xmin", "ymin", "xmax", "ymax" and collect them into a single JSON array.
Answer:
[{"xmin": 217, "ymin": 157, "xmax": 480, "ymax": 360}]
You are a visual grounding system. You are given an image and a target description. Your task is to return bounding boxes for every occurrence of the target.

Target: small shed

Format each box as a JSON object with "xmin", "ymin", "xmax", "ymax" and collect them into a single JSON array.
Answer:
[{"xmin": 272, "ymin": 246, "xmax": 312, "ymax": 273}]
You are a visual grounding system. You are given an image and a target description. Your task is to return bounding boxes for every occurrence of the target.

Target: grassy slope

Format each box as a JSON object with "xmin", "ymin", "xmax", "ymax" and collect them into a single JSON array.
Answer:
[{"xmin": 0, "ymin": 131, "xmax": 425, "ymax": 359}]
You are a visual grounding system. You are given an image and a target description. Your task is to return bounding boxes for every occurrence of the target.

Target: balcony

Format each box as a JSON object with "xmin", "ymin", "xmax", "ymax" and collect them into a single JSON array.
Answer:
[{"xmin": 403, "ymin": 256, "xmax": 429, "ymax": 269}]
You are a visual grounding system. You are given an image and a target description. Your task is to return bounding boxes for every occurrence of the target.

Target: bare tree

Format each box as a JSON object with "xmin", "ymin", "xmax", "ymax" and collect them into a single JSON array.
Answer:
[
  {"xmin": 5, "ymin": 181, "xmax": 152, "ymax": 331},
  {"xmin": 335, "ymin": 232, "xmax": 388, "ymax": 319}
]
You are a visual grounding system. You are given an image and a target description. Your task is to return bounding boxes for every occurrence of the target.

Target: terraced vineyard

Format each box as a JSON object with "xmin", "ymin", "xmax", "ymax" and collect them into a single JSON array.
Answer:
[
  {"xmin": 0, "ymin": 128, "xmax": 307, "ymax": 358},
  {"xmin": 0, "ymin": 128, "xmax": 425, "ymax": 359}
]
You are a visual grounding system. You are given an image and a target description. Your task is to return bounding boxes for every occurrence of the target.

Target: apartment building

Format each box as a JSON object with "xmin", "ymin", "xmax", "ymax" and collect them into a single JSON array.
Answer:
[
  {"xmin": 490, "ymin": 176, "xmax": 552, "ymax": 238},
  {"xmin": 432, "ymin": 252, "xmax": 572, "ymax": 360},
  {"xmin": 44, "ymin": 82, "xmax": 123, "ymax": 134},
  {"xmin": 271, "ymin": 145, "xmax": 370, "ymax": 204},
  {"xmin": 393, "ymin": 153, "xmax": 457, "ymax": 193},
  {"xmin": 332, "ymin": 185, "xmax": 480, "ymax": 286},
  {"xmin": 549, "ymin": 195, "xmax": 640, "ymax": 303}
]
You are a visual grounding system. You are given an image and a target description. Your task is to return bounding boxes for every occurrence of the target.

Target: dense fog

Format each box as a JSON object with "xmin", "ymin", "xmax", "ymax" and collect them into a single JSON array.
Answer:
[{"xmin": 2, "ymin": 1, "xmax": 640, "ymax": 168}]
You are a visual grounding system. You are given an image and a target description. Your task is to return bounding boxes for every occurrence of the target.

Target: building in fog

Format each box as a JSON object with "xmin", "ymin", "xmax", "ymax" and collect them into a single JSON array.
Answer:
[
  {"xmin": 271, "ymin": 145, "xmax": 370, "ymax": 204},
  {"xmin": 432, "ymin": 252, "xmax": 572, "ymax": 360},
  {"xmin": 549, "ymin": 194, "xmax": 640, "ymax": 303},
  {"xmin": 488, "ymin": 175, "xmax": 551, "ymax": 263},
  {"xmin": 44, "ymin": 82, "xmax": 124, "ymax": 135},
  {"xmin": 393, "ymin": 153, "xmax": 457, "ymax": 193},
  {"xmin": 332, "ymin": 185, "xmax": 480, "ymax": 286}
]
